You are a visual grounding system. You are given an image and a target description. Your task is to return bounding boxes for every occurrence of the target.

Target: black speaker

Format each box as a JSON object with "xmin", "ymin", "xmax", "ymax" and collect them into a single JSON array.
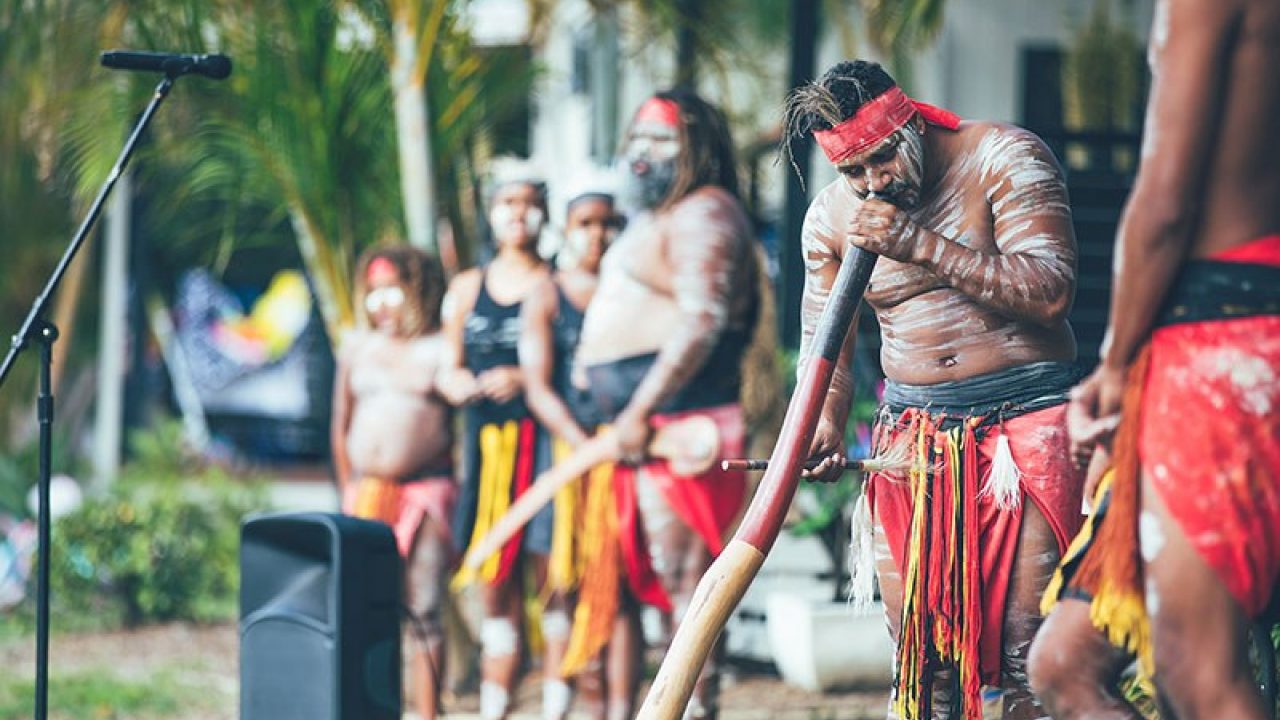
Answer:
[{"xmin": 240, "ymin": 512, "xmax": 401, "ymax": 719}]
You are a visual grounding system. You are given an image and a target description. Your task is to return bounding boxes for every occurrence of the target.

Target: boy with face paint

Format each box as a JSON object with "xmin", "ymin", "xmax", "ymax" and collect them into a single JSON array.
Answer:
[
  {"xmin": 441, "ymin": 162, "xmax": 573, "ymax": 720},
  {"xmin": 575, "ymin": 90, "xmax": 761, "ymax": 720},
  {"xmin": 1030, "ymin": 2, "xmax": 1280, "ymax": 719},
  {"xmin": 332, "ymin": 245, "xmax": 455, "ymax": 720},
  {"xmin": 518, "ymin": 175, "xmax": 647, "ymax": 720},
  {"xmin": 788, "ymin": 61, "xmax": 1084, "ymax": 720}
]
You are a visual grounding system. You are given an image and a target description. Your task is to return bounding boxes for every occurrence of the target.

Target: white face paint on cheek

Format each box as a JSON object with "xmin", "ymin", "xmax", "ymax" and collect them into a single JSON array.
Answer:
[
  {"xmin": 524, "ymin": 206, "xmax": 544, "ymax": 236},
  {"xmin": 489, "ymin": 203, "xmax": 515, "ymax": 233},
  {"xmin": 566, "ymin": 228, "xmax": 589, "ymax": 256},
  {"xmin": 897, "ymin": 126, "xmax": 926, "ymax": 191}
]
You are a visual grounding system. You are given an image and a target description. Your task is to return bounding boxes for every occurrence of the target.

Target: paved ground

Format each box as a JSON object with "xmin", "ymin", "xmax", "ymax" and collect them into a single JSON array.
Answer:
[{"xmin": 0, "ymin": 622, "xmax": 892, "ymax": 719}]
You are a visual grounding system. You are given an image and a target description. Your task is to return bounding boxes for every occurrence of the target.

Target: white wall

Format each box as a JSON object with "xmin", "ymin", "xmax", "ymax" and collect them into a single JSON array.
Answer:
[{"xmin": 924, "ymin": 0, "xmax": 1155, "ymax": 122}]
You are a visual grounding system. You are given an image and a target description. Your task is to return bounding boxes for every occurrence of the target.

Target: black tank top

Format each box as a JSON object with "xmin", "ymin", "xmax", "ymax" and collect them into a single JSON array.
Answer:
[
  {"xmin": 463, "ymin": 270, "xmax": 528, "ymax": 422},
  {"xmin": 550, "ymin": 285, "xmax": 598, "ymax": 427}
]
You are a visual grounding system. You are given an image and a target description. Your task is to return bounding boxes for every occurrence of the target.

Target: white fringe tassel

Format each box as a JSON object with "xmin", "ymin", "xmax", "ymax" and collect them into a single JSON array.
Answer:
[
  {"xmin": 847, "ymin": 490, "xmax": 876, "ymax": 614},
  {"xmin": 982, "ymin": 431, "xmax": 1023, "ymax": 511}
]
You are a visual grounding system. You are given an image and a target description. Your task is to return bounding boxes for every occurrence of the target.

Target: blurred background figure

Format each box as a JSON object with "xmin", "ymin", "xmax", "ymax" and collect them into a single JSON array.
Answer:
[
  {"xmin": 331, "ymin": 244, "xmax": 455, "ymax": 720},
  {"xmin": 577, "ymin": 90, "xmax": 763, "ymax": 720},
  {"xmin": 519, "ymin": 168, "xmax": 638, "ymax": 720},
  {"xmin": 442, "ymin": 160, "xmax": 572, "ymax": 720}
]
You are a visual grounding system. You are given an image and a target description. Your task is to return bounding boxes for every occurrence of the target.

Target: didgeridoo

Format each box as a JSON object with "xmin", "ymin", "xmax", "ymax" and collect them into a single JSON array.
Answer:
[{"xmin": 636, "ymin": 246, "xmax": 877, "ymax": 720}]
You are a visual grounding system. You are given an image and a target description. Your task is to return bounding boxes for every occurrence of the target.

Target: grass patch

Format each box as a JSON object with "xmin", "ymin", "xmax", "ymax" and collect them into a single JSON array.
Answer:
[{"xmin": 0, "ymin": 667, "xmax": 214, "ymax": 720}]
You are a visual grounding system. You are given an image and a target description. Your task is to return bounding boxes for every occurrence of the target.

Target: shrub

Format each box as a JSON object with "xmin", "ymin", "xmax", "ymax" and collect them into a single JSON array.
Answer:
[{"xmin": 49, "ymin": 423, "xmax": 267, "ymax": 627}]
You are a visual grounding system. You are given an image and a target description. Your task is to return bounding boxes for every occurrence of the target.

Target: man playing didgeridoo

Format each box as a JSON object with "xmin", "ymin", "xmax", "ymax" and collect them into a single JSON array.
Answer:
[
  {"xmin": 575, "ymin": 89, "xmax": 761, "ymax": 720},
  {"xmin": 791, "ymin": 60, "xmax": 1085, "ymax": 720},
  {"xmin": 1029, "ymin": 1, "xmax": 1280, "ymax": 719}
]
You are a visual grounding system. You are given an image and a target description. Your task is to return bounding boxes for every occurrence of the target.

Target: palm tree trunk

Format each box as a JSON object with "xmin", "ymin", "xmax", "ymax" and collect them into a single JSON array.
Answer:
[
  {"xmin": 674, "ymin": 0, "xmax": 700, "ymax": 89},
  {"xmin": 391, "ymin": 7, "xmax": 437, "ymax": 251},
  {"xmin": 289, "ymin": 208, "xmax": 352, "ymax": 346},
  {"xmin": 92, "ymin": 171, "xmax": 129, "ymax": 487}
]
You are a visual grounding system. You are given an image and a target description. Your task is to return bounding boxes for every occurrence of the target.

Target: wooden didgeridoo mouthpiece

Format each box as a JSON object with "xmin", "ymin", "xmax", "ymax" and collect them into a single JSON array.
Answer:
[{"xmin": 635, "ymin": 246, "xmax": 878, "ymax": 720}]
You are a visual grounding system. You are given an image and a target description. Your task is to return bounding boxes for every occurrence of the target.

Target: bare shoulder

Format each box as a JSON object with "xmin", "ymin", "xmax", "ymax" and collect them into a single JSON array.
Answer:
[
  {"xmin": 668, "ymin": 186, "xmax": 750, "ymax": 233},
  {"xmin": 960, "ymin": 122, "xmax": 1060, "ymax": 173},
  {"xmin": 449, "ymin": 267, "xmax": 483, "ymax": 293},
  {"xmin": 803, "ymin": 179, "xmax": 856, "ymax": 254},
  {"xmin": 334, "ymin": 327, "xmax": 368, "ymax": 365},
  {"xmin": 445, "ymin": 267, "xmax": 483, "ymax": 311},
  {"xmin": 954, "ymin": 122, "xmax": 1065, "ymax": 204},
  {"xmin": 523, "ymin": 274, "xmax": 559, "ymax": 316}
]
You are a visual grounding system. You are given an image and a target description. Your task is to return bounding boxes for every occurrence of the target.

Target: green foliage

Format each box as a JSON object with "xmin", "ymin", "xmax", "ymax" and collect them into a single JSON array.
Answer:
[
  {"xmin": 0, "ymin": 445, "xmax": 40, "ymax": 521},
  {"xmin": 1065, "ymin": 0, "xmax": 1144, "ymax": 132},
  {"xmin": 48, "ymin": 423, "xmax": 267, "ymax": 627},
  {"xmin": 0, "ymin": 667, "xmax": 207, "ymax": 720}
]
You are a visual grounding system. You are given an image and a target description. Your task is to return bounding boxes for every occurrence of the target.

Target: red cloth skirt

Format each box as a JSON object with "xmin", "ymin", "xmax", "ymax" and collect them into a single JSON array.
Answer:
[{"xmin": 1140, "ymin": 235, "xmax": 1280, "ymax": 616}]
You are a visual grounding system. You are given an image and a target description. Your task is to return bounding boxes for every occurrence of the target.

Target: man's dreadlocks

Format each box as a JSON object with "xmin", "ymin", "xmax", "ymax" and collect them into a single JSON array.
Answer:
[{"xmin": 781, "ymin": 60, "xmax": 899, "ymax": 179}]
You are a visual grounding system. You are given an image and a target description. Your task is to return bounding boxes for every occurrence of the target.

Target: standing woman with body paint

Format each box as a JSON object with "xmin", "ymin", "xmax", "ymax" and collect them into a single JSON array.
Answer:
[
  {"xmin": 518, "ymin": 176, "xmax": 645, "ymax": 720},
  {"xmin": 441, "ymin": 162, "xmax": 570, "ymax": 720}
]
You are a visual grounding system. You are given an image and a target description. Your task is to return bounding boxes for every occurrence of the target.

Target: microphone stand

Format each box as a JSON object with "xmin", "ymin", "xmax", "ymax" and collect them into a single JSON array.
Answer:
[{"xmin": 0, "ymin": 72, "xmax": 178, "ymax": 720}]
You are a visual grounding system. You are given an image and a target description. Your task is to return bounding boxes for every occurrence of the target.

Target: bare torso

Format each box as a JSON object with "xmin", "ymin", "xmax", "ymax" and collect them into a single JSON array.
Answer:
[
  {"xmin": 344, "ymin": 331, "xmax": 453, "ymax": 478},
  {"xmin": 806, "ymin": 123, "xmax": 1077, "ymax": 385},
  {"xmin": 1187, "ymin": 0, "xmax": 1280, "ymax": 256},
  {"xmin": 577, "ymin": 187, "xmax": 756, "ymax": 366}
]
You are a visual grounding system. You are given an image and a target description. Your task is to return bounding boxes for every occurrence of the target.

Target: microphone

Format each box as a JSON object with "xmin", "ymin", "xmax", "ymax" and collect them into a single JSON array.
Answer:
[{"xmin": 100, "ymin": 51, "xmax": 232, "ymax": 80}]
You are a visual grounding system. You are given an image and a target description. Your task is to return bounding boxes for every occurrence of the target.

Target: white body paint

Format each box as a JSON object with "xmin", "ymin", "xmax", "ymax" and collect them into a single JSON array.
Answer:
[
  {"xmin": 801, "ymin": 122, "xmax": 1076, "ymax": 386},
  {"xmin": 1139, "ymin": 510, "xmax": 1166, "ymax": 563}
]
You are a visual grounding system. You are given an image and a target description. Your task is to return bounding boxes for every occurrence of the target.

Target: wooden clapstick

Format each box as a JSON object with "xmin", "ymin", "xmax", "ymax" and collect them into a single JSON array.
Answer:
[
  {"xmin": 461, "ymin": 414, "xmax": 720, "ymax": 571},
  {"xmin": 722, "ymin": 457, "xmax": 874, "ymax": 472},
  {"xmin": 637, "ymin": 247, "xmax": 878, "ymax": 720}
]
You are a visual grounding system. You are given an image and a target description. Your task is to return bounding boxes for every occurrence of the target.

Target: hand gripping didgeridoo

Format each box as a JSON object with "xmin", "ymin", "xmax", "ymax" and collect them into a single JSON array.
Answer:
[{"xmin": 636, "ymin": 245, "xmax": 877, "ymax": 719}]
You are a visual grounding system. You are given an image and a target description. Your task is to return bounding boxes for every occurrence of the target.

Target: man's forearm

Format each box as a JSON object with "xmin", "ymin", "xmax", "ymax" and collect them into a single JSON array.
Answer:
[
  {"xmin": 912, "ymin": 229, "xmax": 1073, "ymax": 326},
  {"xmin": 527, "ymin": 382, "xmax": 589, "ymax": 447},
  {"xmin": 1100, "ymin": 219, "xmax": 1189, "ymax": 370},
  {"xmin": 622, "ymin": 320, "xmax": 719, "ymax": 418}
]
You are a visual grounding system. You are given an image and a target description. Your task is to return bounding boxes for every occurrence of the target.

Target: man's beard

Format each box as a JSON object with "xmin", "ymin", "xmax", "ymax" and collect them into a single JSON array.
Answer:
[
  {"xmin": 620, "ymin": 157, "xmax": 677, "ymax": 210},
  {"xmin": 871, "ymin": 181, "xmax": 919, "ymax": 209}
]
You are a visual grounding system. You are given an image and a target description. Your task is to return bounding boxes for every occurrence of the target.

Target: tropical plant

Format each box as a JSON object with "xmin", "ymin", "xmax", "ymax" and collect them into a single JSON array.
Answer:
[
  {"xmin": 49, "ymin": 421, "xmax": 267, "ymax": 626},
  {"xmin": 1064, "ymin": 0, "xmax": 1144, "ymax": 132},
  {"xmin": 4, "ymin": 0, "xmax": 540, "ymax": 351},
  {"xmin": 575, "ymin": 0, "xmax": 948, "ymax": 90}
]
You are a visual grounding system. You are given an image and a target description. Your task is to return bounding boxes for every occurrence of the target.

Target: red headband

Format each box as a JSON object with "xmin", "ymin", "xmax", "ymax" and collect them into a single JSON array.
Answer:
[
  {"xmin": 812, "ymin": 86, "xmax": 962, "ymax": 164},
  {"xmin": 366, "ymin": 256, "xmax": 399, "ymax": 284},
  {"xmin": 633, "ymin": 97, "xmax": 680, "ymax": 128}
]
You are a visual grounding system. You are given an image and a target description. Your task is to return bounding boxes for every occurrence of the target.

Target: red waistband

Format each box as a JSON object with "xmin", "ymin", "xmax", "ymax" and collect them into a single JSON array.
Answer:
[{"xmin": 1210, "ymin": 235, "xmax": 1280, "ymax": 266}]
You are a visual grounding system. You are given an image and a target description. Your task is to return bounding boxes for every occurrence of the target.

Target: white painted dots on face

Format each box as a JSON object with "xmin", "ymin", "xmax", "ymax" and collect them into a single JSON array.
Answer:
[
  {"xmin": 835, "ymin": 124, "xmax": 926, "ymax": 208},
  {"xmin": 489, "ymin": 182, "xmax": 545, "ymax": 249},
  {"xmin": 626, "ymin": 121, "xmax": 681, "ymax": 163}
]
